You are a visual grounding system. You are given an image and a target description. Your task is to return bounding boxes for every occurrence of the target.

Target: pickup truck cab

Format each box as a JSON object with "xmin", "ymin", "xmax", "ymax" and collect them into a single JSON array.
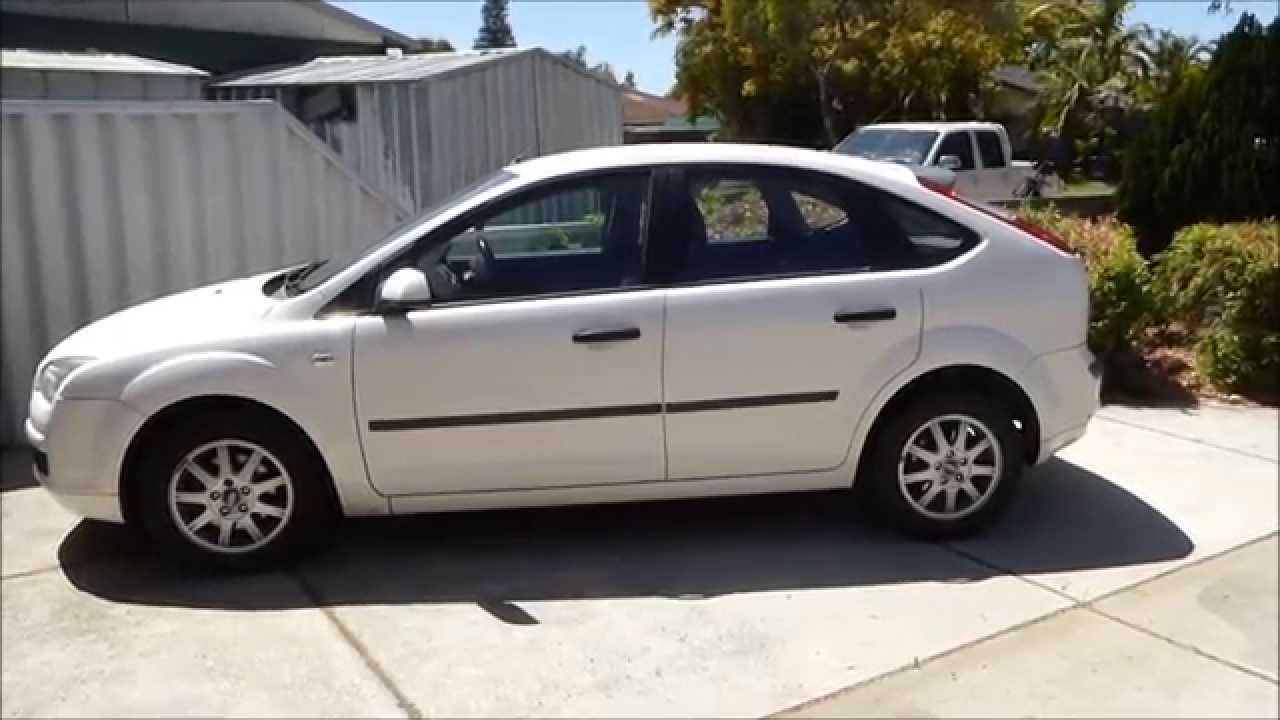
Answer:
[{"xmin": 834, "ymin": 122, "xmax": 1055, "ymax": 202}]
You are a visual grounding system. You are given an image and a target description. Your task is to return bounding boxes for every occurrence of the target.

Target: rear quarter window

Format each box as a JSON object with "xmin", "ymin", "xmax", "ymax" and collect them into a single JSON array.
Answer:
[{"xmin": 873, "ymin": 191, "xmax": 981, "ymax": 266}]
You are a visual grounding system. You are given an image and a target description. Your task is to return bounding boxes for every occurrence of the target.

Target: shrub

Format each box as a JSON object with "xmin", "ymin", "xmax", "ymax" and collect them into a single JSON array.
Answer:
[
  {"xmin": 1016, "ymin": 207, "xmax": 1149, "ymax": 357},
  {"xmin": 1151, "ymin": 221, "xmax": 1280, "ymax": 393}
]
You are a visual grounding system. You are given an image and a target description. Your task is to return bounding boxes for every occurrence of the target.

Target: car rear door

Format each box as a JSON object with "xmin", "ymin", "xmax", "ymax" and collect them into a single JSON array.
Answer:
[
  {"xmin": 652, "ymin": 165, "xmax": 925, "ymax": 481},
  {"xmin": 352, "ymin": 170, "xmax": 667, "ymax": 496}
]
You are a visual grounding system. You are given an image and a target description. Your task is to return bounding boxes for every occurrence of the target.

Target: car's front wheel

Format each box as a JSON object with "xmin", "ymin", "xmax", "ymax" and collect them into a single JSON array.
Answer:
[
  {"xmin": 866, "ymin": 393, "xmax": 1023, "ymax": 538},
  {"xmin": 133, "ymin": 409, "xmax": 337, "ymax": 569}
]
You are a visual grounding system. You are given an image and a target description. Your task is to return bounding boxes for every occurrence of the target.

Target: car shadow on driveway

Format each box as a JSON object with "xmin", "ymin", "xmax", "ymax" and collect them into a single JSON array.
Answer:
[{"xmin": 58, "ymin": 458, "xmax": 1193, "ymax": 613}]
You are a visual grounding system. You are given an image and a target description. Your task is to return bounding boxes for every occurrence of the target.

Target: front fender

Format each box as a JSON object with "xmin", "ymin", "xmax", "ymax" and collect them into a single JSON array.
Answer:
[
  {"xmin": 112, "ymin": 337, "xmax": 388, "ymax": 516},
  {"xmin": 121, "ymin": 351, "xmax": 279, "ymax": 409}
]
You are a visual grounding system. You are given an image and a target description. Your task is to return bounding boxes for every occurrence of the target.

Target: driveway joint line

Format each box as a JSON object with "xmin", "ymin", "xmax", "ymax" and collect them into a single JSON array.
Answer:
[
  {"xmin": 943, "ymin": 533, "xmax": 1280, "ymax": 682},
  {"xmin": 1084, "ymin": 603, "xmax": 1279, "ymax": 686},
  {"xmin": 0, "ymin": 564, "xmax": 62, "ymax": 582},
  {"xmin": 291, "ymin": 570, "xmax": 425, "ymax": 719},
  {"xmin": 781, "ymin": 533, "xmax": 1280, "ymax": 716},
  {"xmin": 1094, "ymin": 413, "xmax": 1278, "ymax": 464},
  {"xmin": 769, "ymin": 604, "xmax": 1079, "ymax": 717}
]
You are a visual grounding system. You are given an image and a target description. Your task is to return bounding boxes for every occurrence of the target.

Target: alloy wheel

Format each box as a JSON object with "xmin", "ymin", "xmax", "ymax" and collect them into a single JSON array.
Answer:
[
  {"xmin": 167, "ymin": 439, "xmax": 295, "ymax": 555},
  {"xmin": 897, "ymin": 414, "xmax": 1004, "ymax": 521}
]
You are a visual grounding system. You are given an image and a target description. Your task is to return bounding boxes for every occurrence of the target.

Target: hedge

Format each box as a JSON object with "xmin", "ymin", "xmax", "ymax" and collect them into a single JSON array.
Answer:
[
  {"xmin": 1015, "ymin": 209, "xmax": 1279, "ymax": 396},
  {"xmin": 1151, "ymin": 222, "xmax": 1280, "ymax": 393}
]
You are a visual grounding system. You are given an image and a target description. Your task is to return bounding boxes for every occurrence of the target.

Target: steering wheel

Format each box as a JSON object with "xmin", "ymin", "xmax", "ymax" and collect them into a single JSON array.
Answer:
[{"xmin": 465, "ymin": 233, "xmax": 497, "ymax": 288}]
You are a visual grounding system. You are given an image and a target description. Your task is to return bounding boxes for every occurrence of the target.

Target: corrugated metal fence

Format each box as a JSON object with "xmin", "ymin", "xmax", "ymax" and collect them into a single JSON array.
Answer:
[{"xmin": 0, "ymin": 100, "xmax": 404, "ymax": 445}]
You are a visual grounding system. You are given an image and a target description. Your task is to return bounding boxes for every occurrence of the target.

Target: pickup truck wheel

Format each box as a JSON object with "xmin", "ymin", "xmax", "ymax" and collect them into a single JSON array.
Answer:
[
  {"xmin": 867, "ymin": 393, "xmax": 1023, "ymax": 539},
  {"xmin": 133, "ymin": 409, "xmax": 336, "ymax": 570}
]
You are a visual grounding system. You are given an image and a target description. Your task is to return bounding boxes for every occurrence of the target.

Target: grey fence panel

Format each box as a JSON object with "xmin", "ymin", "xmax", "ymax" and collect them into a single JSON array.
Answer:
[{"xmin": 0, "ymin": 100, "xmax": 404, "ymax": 445}]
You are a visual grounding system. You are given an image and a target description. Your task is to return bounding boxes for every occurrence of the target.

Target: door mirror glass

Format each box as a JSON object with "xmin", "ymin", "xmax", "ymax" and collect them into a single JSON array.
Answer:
[
  {"xmin": 379, "ymin": 267, "xmax": 432, "ymax": 309},
  {"xmin": 937, "ymin": 154, "xmax": 963, "ymax": 171}
]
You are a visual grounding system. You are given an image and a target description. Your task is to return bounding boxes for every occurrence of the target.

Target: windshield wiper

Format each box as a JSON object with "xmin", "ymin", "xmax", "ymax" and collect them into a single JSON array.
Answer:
[{"xmin": 283, "ymin": 260, "xmax": 328, "ymax": 296}]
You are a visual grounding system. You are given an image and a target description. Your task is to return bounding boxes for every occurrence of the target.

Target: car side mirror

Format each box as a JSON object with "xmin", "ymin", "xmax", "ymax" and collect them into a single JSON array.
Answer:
[
  {"xmin": 937, "ymin": 154, "xmax": 963, "ymax": 171},
  {"xmin": 912, "ymin": 166, "xmax": 958, "ymax": 192},
  {"xmin": 378, "ymin": 267, "xmax": 432, "ymax": 311}
]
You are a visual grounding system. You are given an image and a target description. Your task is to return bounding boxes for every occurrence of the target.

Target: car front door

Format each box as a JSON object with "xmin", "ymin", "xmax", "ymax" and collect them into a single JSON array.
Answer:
[
  {"xmin": 652, "ymin": 165, "xmax": 931, "ymax": 481},
  {"xmin": 935, "ymin": 131, "xmax": 980, "ymax": 198},
  {"xmin": 352, "ymin": 170, "xmax": 666, "ymax": 496},
  {"xmin": 974, "ymin": 129, "xmax": 1014, "ymax": 199}
]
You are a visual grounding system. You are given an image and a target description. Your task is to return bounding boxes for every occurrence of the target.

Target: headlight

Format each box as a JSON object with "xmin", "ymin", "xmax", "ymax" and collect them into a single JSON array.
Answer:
[{"xmin": 36, "ymin": 357, "xmax": 96, "ymax": 403}]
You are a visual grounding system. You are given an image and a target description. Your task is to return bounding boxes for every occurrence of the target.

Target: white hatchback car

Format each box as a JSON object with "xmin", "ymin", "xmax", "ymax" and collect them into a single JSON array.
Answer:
[{"xmin": 27, "ymin": 143, "xmax": 1099, "ymax": 568}]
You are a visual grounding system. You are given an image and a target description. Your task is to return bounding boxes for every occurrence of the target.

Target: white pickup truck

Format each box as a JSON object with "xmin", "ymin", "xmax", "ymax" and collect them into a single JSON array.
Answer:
[{"xmin": 833, "ymin": 121, "xmax": 1057, "ymax": 202}]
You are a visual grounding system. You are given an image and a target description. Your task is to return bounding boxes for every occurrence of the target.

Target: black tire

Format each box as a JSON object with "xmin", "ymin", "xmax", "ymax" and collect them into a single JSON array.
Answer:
[
  {"xmin": 863, "ymin": 393, "xmax": 1023, "ymax": 539},
  {"xmin": 131, "ymin": 408, "xmax": 338, "ymax": 571}
]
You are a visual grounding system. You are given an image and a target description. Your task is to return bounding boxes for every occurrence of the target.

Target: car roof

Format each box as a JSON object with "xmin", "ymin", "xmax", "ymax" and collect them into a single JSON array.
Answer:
[
  {"xmin": 857, "ymin": 122, "xmax": 1005, "ymax": 132},
  {"xmin": 508, "ymin": 142, "xmax": 920, "ymax": 188}
]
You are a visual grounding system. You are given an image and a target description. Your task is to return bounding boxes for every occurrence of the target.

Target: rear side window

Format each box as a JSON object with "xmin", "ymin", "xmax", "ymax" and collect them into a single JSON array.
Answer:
[
  {"xmin": 936, "ymin": 132, "xmax": 975, "ymax": 170},
  {"xmin": 975, "ymin": 131, "xmax": 1007, "ymax": 168},
  {"xmin": 695, "ymin": 180, "xmax": 770, "ymax": 244},
  {"xmin": 660, "ymin": 165, "xmax": 977, "ymax": 281}
]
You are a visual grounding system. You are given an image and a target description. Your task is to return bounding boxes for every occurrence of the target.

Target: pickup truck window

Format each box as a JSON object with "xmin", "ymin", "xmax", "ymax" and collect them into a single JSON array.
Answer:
[
  {"xmin": 936, "ymin": 132, "xmax": 975, "ymax": 170},
  {"xmin": 976, "ymin": 131, "xmax": 1007, "ymax": 168}
]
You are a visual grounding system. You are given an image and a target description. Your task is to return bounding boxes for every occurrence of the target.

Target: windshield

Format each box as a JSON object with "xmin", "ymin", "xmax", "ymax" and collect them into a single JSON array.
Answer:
[
  {"xmin": 288, "ymin": 169, "xmax": 518, "ymax": 294},
  {"xmin": 834, "ymin": 129, "xmax": 938, "ymax": 166}
]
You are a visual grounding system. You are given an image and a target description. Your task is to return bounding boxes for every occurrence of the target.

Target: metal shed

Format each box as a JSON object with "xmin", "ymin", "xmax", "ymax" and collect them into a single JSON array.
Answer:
[
  {"xmin": 209, "ymin": 48, "xmax": 623, "ymax": 215},
  {"xmin": 0, "ymin": 48, "xmax": 207, "ymax": 100}
]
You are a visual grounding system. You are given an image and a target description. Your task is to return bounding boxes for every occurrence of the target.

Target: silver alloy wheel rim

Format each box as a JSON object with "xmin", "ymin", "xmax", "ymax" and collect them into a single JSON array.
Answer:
[
  {"xmin": 897, "ymin": 414, "xmax": 1003, "ymax": 521},
  {"xmin": 167, "ymin": 439, "xmax": 294, "ymax": 555}
]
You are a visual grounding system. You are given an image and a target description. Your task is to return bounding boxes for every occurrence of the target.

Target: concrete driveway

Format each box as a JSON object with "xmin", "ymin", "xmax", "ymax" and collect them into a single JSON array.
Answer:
[{"xmin": 2, "ymin": 402, "xmax": 1276, "ymax": 718}]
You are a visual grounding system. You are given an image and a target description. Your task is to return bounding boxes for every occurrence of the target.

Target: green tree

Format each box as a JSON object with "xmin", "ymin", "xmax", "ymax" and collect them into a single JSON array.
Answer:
[
  {"xmin": 1134, "ymin": 28, "xmax": 1210, "ymax": 101},
  {"xmin": 1118, "ymin": 13, "xmax": 1280, "ymax": 253},
  {"xmin": 560, "ymin": 45, "xmax": 621, "ymax": 84},
  {"xmin": 624, "ymin": 70, "xmax": 638, "ymax": 88},
  {"xmin": 474, "ymin": 0, "xmax": 516, "ymax": 50},
  {"xmin": 1026, "ymin": 0, "xmax": 1147, "ymax": 144},
  {"xmin": 651, "ymin": 0, "xmax": 1025, "ymax": 146}
]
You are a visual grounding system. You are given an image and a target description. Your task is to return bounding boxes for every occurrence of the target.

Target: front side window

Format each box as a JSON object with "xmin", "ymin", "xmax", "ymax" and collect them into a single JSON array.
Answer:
[
  {"xmin": 935, "ymin": 132, "xmax": 975, "ymax": 170},
  {"xmin": 295, "ymin": 169, "xmax": 517, "ymax": 296},
  {"xmin": 975, "ymin": 131, "xmax": 1007, "ymax": 168},
  {"xmin": 398, "ymin": 172, "xmax": 650, "ymax": 303}
]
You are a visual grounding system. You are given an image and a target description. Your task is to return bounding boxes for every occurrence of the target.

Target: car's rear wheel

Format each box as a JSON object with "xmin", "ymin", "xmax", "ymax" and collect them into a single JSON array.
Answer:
[
  {"xmin": 866, "ymin": 393, "xmax": 1022, "ymax": 538},
  {"xmin": 133, "ymin": 409, "xmax": 336, "ymax": 570}
]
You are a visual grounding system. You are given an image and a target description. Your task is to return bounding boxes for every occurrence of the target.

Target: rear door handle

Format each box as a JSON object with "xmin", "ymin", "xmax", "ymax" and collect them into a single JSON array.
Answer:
[
  {"xmin": 573, "ymin": 327, "xmax": 641, "ymax": 343},
  {"xmin": 834, "ymin": 308, "xmax": 896, "ymax": 324}
]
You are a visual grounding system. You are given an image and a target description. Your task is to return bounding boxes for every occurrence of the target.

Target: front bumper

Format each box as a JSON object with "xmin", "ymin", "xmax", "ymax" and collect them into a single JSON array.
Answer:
[{"xmin": 24, "ymin": 398, "xmax": 143, "ymax": 525}]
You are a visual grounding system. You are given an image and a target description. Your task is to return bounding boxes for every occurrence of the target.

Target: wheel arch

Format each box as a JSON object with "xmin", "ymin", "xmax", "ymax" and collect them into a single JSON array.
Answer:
[
  {"xmin": 118, "ymin": 394, "xmax": 341, "ymax": 526},
  {"xmin": 852, "ymin": 364, "xmax": 1041, "ymax": 491}
]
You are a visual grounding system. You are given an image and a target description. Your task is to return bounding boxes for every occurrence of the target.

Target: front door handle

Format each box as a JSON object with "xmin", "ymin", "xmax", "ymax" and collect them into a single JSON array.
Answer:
[
  {"xmin": 834, "ymin": 308, "xmax": 896, "ymax": 324},
  {"xmin": 573, "ymin": 327, "xmax": 641, "ymax": 343}
]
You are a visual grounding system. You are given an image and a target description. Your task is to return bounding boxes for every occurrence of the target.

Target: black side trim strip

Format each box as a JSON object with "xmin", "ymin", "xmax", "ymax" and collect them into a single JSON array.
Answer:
[
  {"xmin": 368, "ymin": 391, "xmax": 840, "ymax": 432},
  {"xmin": 369, "ymin": 403, "xmax": 662, "ymax": 432},
  {"xmin": 667, "ymin": 390, "xmax": 839, "ymax": 414}
]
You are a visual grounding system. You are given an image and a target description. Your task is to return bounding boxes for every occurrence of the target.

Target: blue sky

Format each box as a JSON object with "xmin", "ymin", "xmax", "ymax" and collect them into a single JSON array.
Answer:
[{"xmin": 333, "ymin": 1, "xmax": 1279, "ymax": 95}]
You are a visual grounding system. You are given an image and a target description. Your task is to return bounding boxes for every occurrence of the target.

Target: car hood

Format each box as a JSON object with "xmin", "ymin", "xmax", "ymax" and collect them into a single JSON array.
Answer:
[{"xmin": 48, "ymin": 270, "xmax": 284, "ymax": 361}]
